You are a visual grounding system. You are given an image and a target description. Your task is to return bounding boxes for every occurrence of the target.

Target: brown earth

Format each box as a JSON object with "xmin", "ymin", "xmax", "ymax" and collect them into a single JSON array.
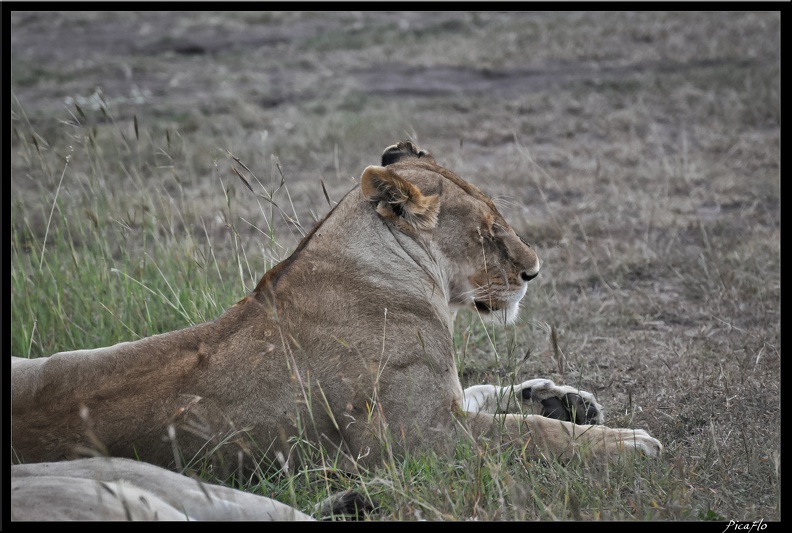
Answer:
[{"xmin": 9, "ymin": 10, "xmax": 780, "ymax": 520}]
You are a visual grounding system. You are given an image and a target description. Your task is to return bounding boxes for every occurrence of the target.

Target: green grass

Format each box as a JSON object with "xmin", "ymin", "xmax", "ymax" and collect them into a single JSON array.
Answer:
[
  {"xmin": 10, "ymin": 11, "xmax": 779, "ymax": 522},
  {"xmin": 5, "ymin": 99, "xmax": 716, "ymax": 522}
]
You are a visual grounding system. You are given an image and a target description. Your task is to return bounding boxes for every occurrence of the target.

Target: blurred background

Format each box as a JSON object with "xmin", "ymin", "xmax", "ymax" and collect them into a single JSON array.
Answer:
[{"xmin": 9, "ymin": 11, "xmax": 780, "ymax": 520}]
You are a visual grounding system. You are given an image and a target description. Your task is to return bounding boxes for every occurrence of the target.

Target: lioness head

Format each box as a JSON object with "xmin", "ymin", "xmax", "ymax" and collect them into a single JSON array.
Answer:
[{"xmin": 360, "ymin": 140, "xmax": 540, "ymax": 324}]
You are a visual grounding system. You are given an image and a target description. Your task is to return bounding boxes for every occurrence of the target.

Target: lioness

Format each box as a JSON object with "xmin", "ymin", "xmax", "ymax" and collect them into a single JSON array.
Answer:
[{"xmin": 11, "ymin": 141, "xmax": 660, "ymax": 499}]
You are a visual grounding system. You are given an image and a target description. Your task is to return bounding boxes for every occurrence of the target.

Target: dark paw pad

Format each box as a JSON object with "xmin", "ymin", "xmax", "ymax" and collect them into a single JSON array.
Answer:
[
  {"xmin": 540, "ymin": 393, "xmax": 599, "ymax": 425},
  {"xmin": 318, "ymin": 490, "xmax": 376, "ymax": 520}
]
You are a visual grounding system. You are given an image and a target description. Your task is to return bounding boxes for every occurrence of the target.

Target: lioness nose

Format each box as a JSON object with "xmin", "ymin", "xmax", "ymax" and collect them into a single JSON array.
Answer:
[
  {"xmin": 520, "ymin": 261, "xmax": 541, "ymax": 282},
  {"xmin": 521, "ymin": 271, "xmax": 538, "ymax": 282}
]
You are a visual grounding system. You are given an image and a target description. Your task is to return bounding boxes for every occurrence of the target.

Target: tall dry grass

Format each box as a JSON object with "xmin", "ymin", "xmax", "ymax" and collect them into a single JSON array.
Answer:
[{"xmin": 10, "ymin": 11, "xmax": 779, "ymax": 521}]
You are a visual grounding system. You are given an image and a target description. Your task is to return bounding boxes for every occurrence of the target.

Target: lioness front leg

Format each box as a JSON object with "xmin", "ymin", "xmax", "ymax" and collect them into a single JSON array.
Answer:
[
  {"xmin": 466, "ymin": 412, "xmax": 662, "ymax": 460},
  {"xmin": 463, "ymin": 379, "xmax": 603, "ymax": 425}
]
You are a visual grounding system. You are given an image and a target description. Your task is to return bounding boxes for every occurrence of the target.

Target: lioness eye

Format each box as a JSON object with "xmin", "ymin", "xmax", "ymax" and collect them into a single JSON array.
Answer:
[{"xmin": 518, "ymin": 235, "xmax": 532, "ymax": 248}]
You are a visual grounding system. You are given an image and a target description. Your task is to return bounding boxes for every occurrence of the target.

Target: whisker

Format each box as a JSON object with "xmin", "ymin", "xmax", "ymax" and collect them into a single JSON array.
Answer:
[{"xmin": 491, "ymin": 196, "xmax": 523, "ymax": 210}]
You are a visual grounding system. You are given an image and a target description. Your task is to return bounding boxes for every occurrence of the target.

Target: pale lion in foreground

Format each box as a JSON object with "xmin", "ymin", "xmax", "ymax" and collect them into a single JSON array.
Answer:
[
  {"xmin": 11, "ymin": 457, "xmax": 314, "ymax": 521},
  {"xmin": 11, "ymin": 141, "xmax": 661, "ymax": 520}
]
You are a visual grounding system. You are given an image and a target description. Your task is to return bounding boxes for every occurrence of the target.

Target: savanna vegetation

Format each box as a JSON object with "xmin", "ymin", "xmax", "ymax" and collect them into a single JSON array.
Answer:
[{"xmin": 9, "ymin": 11, "xmax": 779, "ymax": 521}]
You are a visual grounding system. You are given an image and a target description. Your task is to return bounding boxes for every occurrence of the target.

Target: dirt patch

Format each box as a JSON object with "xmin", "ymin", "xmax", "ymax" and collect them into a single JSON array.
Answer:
[{"xmin": 9, "ymin": 10, "xmax": 780, "ymax": 521}]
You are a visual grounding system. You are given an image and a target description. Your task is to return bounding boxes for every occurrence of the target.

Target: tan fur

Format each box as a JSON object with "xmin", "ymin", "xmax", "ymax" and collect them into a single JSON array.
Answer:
[
  {"xmin": 11, "ymin": 457, "xmax": 314, "ymax": 521},
  {"xmin": 11, "ymin": 141, "xmax": 661, "ymax": 485}
]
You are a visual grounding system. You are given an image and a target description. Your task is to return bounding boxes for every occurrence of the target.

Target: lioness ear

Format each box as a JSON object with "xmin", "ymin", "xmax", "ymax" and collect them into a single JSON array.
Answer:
[
  {"xmin": 360, "ymin": 165, "xmax": 439, "ymax": 231},
  {"xmin": 381, "ymin": 140, "xmax": 434, "ymax": 166}
]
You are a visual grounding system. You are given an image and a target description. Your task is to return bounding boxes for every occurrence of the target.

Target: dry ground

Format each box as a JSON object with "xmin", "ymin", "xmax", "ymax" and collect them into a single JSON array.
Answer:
[{"xmin": 9, "ymin": 11, "xmax": 780, "ymax": 520}]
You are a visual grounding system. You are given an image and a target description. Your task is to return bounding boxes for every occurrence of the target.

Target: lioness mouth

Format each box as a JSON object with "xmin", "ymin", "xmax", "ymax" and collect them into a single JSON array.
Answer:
[{"xmin": 474, "ymin": 300, "xmax": 498, "ymax": 313}]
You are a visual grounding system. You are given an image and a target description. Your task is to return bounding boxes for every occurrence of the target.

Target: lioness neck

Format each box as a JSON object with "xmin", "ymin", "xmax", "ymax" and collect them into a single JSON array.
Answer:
[{"xmin": 252, "ymin": 188, "xmax": 453, "ymax": 332}]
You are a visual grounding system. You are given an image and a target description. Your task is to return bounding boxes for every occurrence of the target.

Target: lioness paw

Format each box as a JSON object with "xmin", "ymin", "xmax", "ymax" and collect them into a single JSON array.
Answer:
[
  {"xmin": 517, "ymin": 379, "xmax": 604, "ymax": 425},
  {"xmin": 604, "ymin": 428, "xmax": 663, "ymax": 457}
]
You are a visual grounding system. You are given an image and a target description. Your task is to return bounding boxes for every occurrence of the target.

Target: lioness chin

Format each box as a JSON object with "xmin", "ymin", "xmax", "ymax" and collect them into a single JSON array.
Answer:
[{"xmin": 11, "ymin": 141, "xmax": 661, "ymax": 519}]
